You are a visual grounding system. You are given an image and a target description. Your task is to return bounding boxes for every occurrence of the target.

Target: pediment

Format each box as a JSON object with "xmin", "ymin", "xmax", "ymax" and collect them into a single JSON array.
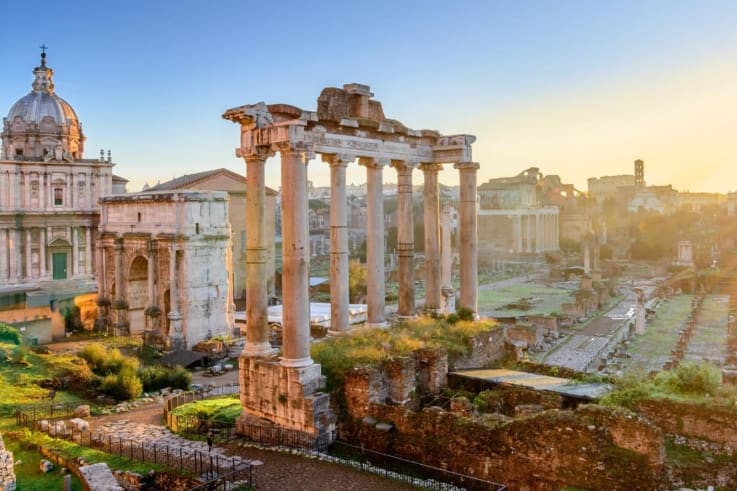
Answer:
[{"xmin": 49, "ymin": 237, "xmax": 71, "ymax": 248}]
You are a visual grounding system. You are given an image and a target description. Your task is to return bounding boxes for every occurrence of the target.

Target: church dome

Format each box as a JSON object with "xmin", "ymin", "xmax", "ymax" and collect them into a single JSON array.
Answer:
[
  {"xmin": 7, "ymin": 89, "xmax": 80, "ymax": 127},
  {"xmin": 2, "ymin": 50, "xmax": 85, "ymax": 161}
]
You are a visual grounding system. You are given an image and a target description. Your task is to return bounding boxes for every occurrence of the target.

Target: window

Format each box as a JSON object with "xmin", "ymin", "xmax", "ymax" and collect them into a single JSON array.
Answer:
[
  {"xmin": 137, "ymin": 212, "xmax": 141, "ymax": 222},
  {"xmin": 195, "ymin": 223, "xmax": 200, "ymax": 234},
  {"xmin": 15, "ymin": 148, "xmax": 23, "ymax": 157},
  {"xmin": 54, "ymin": 188, "xmax": 63, "ymax": 206}
]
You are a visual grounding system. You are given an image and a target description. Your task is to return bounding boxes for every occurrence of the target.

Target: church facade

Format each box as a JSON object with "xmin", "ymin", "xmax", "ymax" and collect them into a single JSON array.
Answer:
[{"xmin": 0, "ymin": 51, "xmax": 115, "ymax": 335}]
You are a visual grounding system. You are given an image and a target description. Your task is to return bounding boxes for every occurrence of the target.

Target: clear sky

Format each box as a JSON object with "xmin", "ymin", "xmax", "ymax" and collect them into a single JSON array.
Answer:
[{"xmin": 1, "ymin": 0, "xmax": 735, "ymax": 193}]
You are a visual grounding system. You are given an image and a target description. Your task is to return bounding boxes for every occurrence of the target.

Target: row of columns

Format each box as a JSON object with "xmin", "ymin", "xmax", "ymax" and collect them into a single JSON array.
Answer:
[
  {"xmin": 511, "ymin": 211, "xmax": 557, "ymax": 253},
  {"xmin": 0, "ymin": 168, "xmax": 109, "ymax": 212},
  {"xmin": 0, "ymin": 225, "xmax": 94, "ymax": 283},
  {"xmin": 241, "ymin": 144, "xmax": 479, "ymax": 368}
]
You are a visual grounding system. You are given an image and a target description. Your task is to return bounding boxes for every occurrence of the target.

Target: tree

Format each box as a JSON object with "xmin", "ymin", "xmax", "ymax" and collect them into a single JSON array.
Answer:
[{"xmin": 348, "ymin": 260, "xmax": 367, "ymax": 303}]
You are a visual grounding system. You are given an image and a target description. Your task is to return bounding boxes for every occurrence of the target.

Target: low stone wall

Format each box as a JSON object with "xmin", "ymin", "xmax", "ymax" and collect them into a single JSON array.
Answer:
[
  {"xmin": 448, "ymin": 328, "xmax": 506, "ymax": 369},
  {"xmin": 0, "ymin": 434, "xmax": 15, "ymax": 491},
  {"xmin": 342, "ymin": 402, "xmax": 666, "ymax": 490},
  {"xmin": 636, "ymin": 398, "xmax": 737, "ymax": 449}
]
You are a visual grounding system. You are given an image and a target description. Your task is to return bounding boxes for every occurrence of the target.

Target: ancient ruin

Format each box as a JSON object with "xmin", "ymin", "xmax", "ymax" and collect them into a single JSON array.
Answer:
[
  {"xmin": 223, "ymin": 83, "xmax": 480, "ymax": 442},
  {"xmin": 97, "ymin": 190, "xmax": 234, "ymax": 348}
]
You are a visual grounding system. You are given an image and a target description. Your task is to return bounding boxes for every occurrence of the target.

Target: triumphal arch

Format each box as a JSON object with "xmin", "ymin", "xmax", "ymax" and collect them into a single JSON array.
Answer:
[{"xmin": 223, "ymin": 83, "xmax": 479, "ymax": 443}]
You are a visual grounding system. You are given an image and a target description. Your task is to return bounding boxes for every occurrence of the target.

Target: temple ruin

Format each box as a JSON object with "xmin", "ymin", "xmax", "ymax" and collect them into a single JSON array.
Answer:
[{"xmin": 223, "ymin": 83, "xmax": 479, "ymax": 442}]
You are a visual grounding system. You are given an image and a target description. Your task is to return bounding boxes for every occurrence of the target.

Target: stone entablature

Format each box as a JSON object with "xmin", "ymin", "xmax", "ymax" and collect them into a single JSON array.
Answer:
[{"xmin": 98, "ymin": 191, "xmax": 234, "ymax": 348}]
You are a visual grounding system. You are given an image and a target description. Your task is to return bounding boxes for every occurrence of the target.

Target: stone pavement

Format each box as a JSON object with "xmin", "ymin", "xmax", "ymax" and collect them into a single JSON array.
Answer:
[{"xmin": 89, "ymin": 418, "xmax": 255, "ymax": 469}]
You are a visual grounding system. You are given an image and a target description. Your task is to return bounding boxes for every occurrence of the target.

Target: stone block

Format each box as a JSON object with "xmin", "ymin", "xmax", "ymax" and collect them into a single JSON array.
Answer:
[
  {"xmin": 73, "ymin": 405, "xmax": 91, "ymax": 418},
  {"xmin": 39, "ymin": 459, "xmax": 54, "ymax": 473}
]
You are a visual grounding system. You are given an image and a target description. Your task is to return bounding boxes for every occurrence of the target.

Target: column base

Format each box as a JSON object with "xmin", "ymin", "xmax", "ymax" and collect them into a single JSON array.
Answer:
[
  {"xmin": 242, "ymin": 341, "xmax": 277, "ymax": 358},
  {"xmin": 237, "ymin": 358, "xmax": 336, "ymax": 449},
  {"xmin": 280, "ymin": 356, "xmax": 314, "ymax": 368},
  {"xmin": 365, "ymin": 321, "xmax": 388, "ymax": 329}
]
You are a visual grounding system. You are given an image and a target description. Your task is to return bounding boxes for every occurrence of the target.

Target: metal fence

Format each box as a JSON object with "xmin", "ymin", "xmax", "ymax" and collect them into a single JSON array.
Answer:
[
  {"xmin": 163, "ymin": 383, "xmax": 241, "ymax": 439},
  {"xmin": 15, "ymin": 402, "xmax": 77, "ymax": 427},
  {"xmin": 55, "ymin": 427, "xmax": 251, "ymax": 486},
  {"xmin": 328, "ymin": 440, "xmax": 506, "ymax": 491}
]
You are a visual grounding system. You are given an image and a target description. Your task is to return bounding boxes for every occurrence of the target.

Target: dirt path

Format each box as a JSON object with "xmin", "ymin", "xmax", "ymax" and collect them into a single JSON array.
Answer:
[{"xmin": 88, "ymin": 397, "xmax": 413, "ymax": 490}]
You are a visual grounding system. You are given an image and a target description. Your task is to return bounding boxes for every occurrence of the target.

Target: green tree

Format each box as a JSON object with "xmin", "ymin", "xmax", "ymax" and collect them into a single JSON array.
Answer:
[{"xmin": 348, "ymin": 260, "xmax": 367, "ymax": 302}]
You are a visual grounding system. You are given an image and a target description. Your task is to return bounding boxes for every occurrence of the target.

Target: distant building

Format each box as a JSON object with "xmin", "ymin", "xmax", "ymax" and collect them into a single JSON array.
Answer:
[
  {"xmin": 587, "ymin": 174, "xmax": 635, "ymax": 204},
  {"xmin": 477, "ymin": 168, "xmax": 558, "ymax": 256}
]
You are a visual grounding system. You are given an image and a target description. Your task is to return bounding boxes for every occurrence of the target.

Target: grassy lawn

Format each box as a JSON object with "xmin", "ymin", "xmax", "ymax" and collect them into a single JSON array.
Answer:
[
  {"xmin": 477, "ymin": 284, "xmax": 573, "ymax": 317},
  {"xmin": 171, "ymin": 395, "xmax": 242, "ymax": 426},
  {"xmin": 685, "ymin": 295, "xmax": 728, "ymax": 364},
  {"xmin": 621, "ymin": 295, "xmax": 693, "ymax": 376},
  {"xmin": 0, "ymin": 342, "xmax": 87, "ymax": 425},
  {"xmin": 4, "ymin": 438, "xmax": 84, "ymax": 491}
]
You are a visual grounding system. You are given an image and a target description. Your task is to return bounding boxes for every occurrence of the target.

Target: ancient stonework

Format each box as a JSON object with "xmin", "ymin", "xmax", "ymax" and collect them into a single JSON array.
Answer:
[{"xmin": 0, "ymin": 434, "xmax": 15, "ymax": 491}]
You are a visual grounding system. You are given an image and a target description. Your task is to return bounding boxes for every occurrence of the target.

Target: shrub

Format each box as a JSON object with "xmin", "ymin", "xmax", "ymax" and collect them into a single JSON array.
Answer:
[
  {"xmin": 101, "ymin": 372, "xmax": 143, "ymax": 401},
  {"xmin": 0, "ymin": 323, "xmax": 22, "ymax": 345},
  {"xmin": 140, "ymin": 365, "xmax": 191, "ymax": 392},
  {"xmin": 456, "ymin": 307, "xmax": 475, "ymax": 322},
  {"xmin": 654, "ymin": 361, "xmax": 721, "ymax": 396},
  {"xmin": 78, "ymin": 343, "xmax": 108, "ymax": 372},
  {"xmin": 78, "ymin": 343, "xmax": 138, "ymax": 375}
]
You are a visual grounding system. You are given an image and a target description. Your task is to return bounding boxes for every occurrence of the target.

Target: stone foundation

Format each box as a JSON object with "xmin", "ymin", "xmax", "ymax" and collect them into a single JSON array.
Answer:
[
  {"xmin": 237, "ymin": 356, "xmax": 335, "ymax": 446},
  {"xmin": 0, "ymin": 434, "xmax": 15, "ymax": 491}
]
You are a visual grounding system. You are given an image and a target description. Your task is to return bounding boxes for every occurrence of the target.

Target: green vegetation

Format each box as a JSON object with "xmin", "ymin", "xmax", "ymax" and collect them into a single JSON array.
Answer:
[
  {"xmin": 8, "ymin": 429, "xmax": 162, "ymax": 474},
  {"xmin": 4, "ymin": 438, "xmax": 84, "ymax": 490},
  {"xmin": 0, "ymin": 322, "xmax": 22, "ymax": 344},
  {"xmin": 477, "ymin": 284, "xmax": 573, "ymax": 317},
  {"xmin": 140, "ymin": 364, "xmax": 191, "ymax": 392},
  {"xmin": 171, "ymin": 395, "xmax": 242, "ymax": 427},
  {"xmin": 312, "ymin": 317, "xmax": 497, "ymax": 393},
  {"xmin": 600, "ymin": 361, "xmax": 737, "ymax": 408},
  {"xmin": 0, "ymin": 342, "xmax": 86, "ymax": 421},
  {"xmin": 78, "ymin": 343, "xmax": 191, "ymax": 400},
  {"xmin": 622, "ymin": 295, "xmax": 693, "ymax": 375}
]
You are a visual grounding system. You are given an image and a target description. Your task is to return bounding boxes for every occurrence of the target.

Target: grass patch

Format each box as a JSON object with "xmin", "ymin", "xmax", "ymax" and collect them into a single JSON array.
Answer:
[
  {"xmin": 171, "ymin": 395, "xmax": 242, "ymax": 426},
  {"xmin": 4, "ymin": 438, "xmax": 84, "ymax": 490},
  {"xmin": 311, "ymin": 317, "xmax": 498, "ymax": 394},
  {"xmin": 600, "ymin": 361, "xmax": 737, "ymax": 408},
  {"xmin": 477, "ymin": 284, "xmax": 573, "ymax": 317},
  {"xmin": 7, "ymin": 429, "xmax": 164, "ymax": 475}
]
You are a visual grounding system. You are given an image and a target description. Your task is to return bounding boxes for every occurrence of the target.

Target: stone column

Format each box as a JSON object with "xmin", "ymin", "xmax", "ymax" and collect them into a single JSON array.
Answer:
[
  {"xmin": 515, "ymin": 215, "xmax": 522, "ymax": 253},
  {"xmin": 440, "ymin": 205, "xmax": 455, "ymax": 314},
  {"xmin": 71, "ymin": 227, "xmax": 79, "ymax": 277},
  {"xmin": 114, "ymin": 238, "xmax": 124, "ymax": 301},
  {"xmin": 147, "ymin": 239, "xmax": 156, "ymax": 307},
  {"xmin": 0, "ymin": 230, "xmax": 7, "ymax": 282},
  {"xmin": 583, "ymin": 239, "xmax": 591, "ymax": 274},
  {"xmin": 12, "ymin": 169, "xmax": 20, "ymax": 210},
  {"xmin": 40, "ymin": 173, "xmax": 46, "ymax": 210},
  {"xmin": 393, "ymin": 160, "xmax": 416, "ymax": 318},
  {"xmin": 25, "ymin": 229, "xmax": 32, "ymax": 279},
  {"xmin": 323, "ymin": 153, "xmax": 352, "ymax": 334},
  {"xmin": 14, "ymin": 229, "xmax": 22, "ymax": 282},
  {"xmin": 422, "ymin": 163, "xmax": 442, "ymax": 314},
  {"xmin": 40, "ymin": 227, "xmax": 46, "ymax": 279},
  {"xmin": 535, "ymin": 212, "xmax": 541, "ymax": 253},
  {"xmin": 168, "ymin": 241, "xmax": 184, "ymax": 348},
  {"xmin": 243, "ymin": 148, "xmax": 274, "ymax": 356},
  {"xmin": 279, "ymin": 144, "xmax": 313, "ymax": 367},
  {"xmin": 456, "ymin": 162, "xmax": 479, "ymax": 316},
  {"xmin": 361, "ymin": 157, "xmax": 388, "ymax": 328},
  {"xmin": 69, "ymin": 172, "xmax": 75, "ymax": 210},
  {"xmin": 85, "ymin": 227, "xmax": 92, "ymax": 276},
  {"xmin": 24, "ymin": 172, "xmax": 31, "ymax": 210}
]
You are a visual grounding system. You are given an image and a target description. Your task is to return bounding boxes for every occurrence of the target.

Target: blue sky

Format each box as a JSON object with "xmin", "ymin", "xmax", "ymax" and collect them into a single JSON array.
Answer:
[{"xmin": 1, "ymin": 0, "xmax": 736, "ymax": 192}]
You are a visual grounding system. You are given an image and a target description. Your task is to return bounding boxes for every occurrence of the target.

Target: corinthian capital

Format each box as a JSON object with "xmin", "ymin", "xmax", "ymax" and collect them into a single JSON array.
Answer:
[
  {"xmin": 242, "ymin": 145, "xmax": 275, "ymax": 163},
  {"xmin": 321, "ymin": 153, "xmax": 355, "ymax": 167}
]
